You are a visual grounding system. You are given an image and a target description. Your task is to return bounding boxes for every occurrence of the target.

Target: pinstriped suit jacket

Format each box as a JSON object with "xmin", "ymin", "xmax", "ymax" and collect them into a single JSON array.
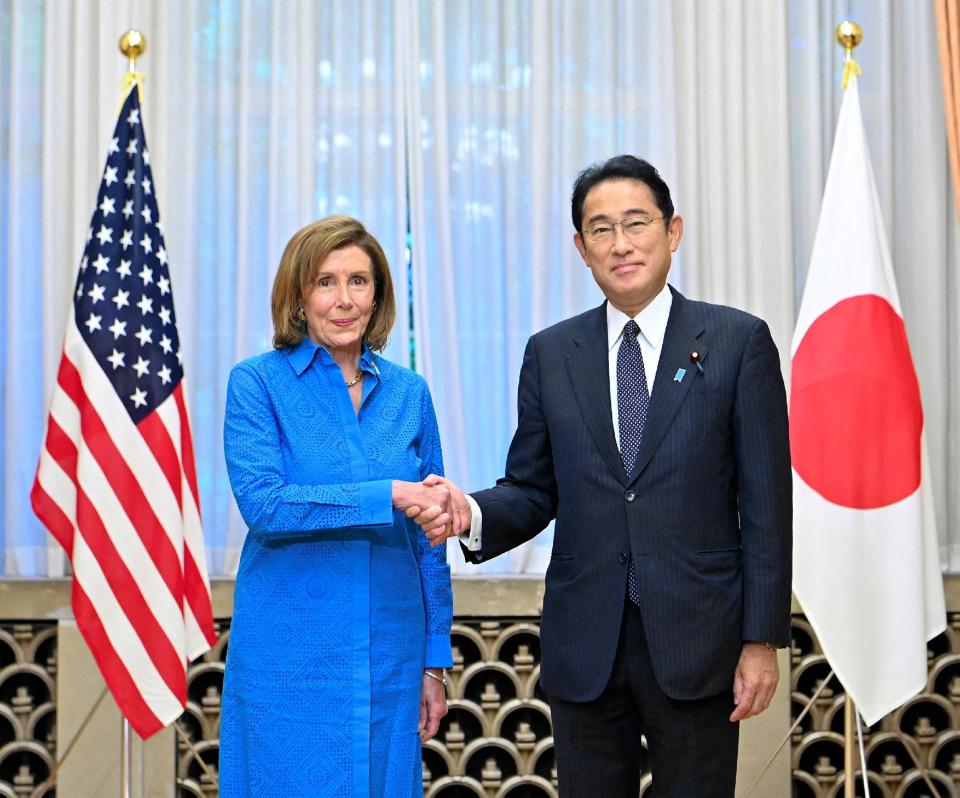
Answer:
[{"xmin": 467, "ymin": 287, "xmax": 792, "ymax": 702}]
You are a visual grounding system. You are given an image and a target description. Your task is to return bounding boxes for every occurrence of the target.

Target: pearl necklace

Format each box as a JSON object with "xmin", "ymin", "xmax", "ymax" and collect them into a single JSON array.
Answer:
[{"xmin": 345, "ymin": 371, "xmax": 363, "ymax": 388}]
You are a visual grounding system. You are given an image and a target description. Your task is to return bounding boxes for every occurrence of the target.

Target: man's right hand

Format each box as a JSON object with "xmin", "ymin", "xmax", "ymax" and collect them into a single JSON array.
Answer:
[
  {"xmin": 392, "ymin": 480, "xmax": 452, "ymax": 534},
  {"xmin": 407, "ymin": 475, "xmax": 471, "ymax": 547}
]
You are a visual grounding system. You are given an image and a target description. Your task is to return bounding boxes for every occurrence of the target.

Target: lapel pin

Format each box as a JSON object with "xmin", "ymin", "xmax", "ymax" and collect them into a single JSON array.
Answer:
[
  {"xmin": 689, "ymin": 350, "xmax": 705, "ymax": 375},
  {"xmin": 674, "ymin": 368, "xmax": 686, "ymax": 383}
]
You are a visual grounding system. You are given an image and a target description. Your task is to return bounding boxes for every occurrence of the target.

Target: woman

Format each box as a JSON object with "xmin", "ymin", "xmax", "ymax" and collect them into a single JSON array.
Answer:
[{"xmin": 219, "ymin": 216, "xmax": 453, "ymax": 797}]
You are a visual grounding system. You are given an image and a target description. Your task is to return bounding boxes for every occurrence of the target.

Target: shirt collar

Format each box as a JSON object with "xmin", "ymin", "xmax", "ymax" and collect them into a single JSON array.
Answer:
[
  {"xmin": 285, "ymin": 336, "xmax": 381, "ymax": 378},
  {"xmin": 359, "ymin": 346, "xmax": 381, "ymax": 379},
  {"xmin": 606, "ymin": 284, "xmax": 673, "ymax": 352}
]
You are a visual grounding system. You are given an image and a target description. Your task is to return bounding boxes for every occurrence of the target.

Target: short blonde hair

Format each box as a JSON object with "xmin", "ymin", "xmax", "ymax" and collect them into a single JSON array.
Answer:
[{"xmin": 271, "ymin": 216, "xmax": 397, "ymax": 351}]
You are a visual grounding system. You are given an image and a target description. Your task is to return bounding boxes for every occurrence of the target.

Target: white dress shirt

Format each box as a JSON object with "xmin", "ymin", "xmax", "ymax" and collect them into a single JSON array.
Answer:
[
  {"xmin": 461, "ymin": 285, "xmax": 674, "ymax": 552},
  {"xmin": 605, "ymin": 286, "xmax": 672, "ymax": 448}
]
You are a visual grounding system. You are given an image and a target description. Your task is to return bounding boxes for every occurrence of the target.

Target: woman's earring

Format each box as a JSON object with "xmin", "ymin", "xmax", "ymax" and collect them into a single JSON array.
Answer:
[{"xmin": 296, "ymin": 306, "xmax": 306, "ymax": 322}]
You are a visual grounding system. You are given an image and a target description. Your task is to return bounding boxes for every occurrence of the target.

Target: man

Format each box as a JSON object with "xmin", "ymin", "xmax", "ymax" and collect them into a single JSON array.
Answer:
[{"xmin": 418, "ymin": 155, "xmax": 792, "ymax": 797}]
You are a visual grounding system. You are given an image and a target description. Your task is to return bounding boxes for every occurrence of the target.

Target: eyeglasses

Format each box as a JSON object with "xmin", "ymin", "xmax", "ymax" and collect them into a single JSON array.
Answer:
[{"xmin": 583, "ymin": 216, "xmax": 665, "ymax": 245}]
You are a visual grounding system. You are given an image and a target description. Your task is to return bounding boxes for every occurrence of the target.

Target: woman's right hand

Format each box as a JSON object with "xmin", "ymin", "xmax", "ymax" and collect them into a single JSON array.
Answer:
[
  {"xmin": 392, "ymin": 480, "xmax": 452, "ymax": 531},
  {"xmin": 416, "ymin": 475, "xmax": 471, "ymax": 546}
]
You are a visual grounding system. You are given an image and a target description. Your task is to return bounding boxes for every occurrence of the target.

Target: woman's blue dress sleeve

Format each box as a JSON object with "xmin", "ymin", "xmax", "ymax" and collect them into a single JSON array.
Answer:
[{"xmin": 224, "ymin": 361, "xmax": 393, "ymax": 538}]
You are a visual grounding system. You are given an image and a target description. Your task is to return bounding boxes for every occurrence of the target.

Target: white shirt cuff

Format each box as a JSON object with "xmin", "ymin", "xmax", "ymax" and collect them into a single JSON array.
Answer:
[{"xmin": 460, "ymin": 494, "xmax": 483, "ymax": 551}]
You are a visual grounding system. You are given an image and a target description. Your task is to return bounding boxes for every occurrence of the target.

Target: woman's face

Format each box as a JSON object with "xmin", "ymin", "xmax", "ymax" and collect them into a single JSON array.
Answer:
[{"xmin": 301, "ymin": 245, "xmax": 376, "ymax": 354}]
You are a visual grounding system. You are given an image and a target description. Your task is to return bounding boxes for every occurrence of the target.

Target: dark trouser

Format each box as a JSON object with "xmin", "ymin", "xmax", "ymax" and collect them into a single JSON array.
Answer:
[{"xmin": 547, "ymin": 599, "xmax": 740, "ymax": 798}]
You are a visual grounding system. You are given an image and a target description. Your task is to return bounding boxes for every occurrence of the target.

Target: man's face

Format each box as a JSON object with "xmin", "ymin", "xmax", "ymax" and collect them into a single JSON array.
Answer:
[{"xmin": 574, "ymin": 178, "xmax": 683, "ymax": 315}]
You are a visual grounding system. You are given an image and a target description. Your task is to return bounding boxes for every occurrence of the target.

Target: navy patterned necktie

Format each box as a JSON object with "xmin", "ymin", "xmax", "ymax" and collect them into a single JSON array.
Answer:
[{"xmin": 617, "ymin": 319, "xmax": 648, "ymax": 606}]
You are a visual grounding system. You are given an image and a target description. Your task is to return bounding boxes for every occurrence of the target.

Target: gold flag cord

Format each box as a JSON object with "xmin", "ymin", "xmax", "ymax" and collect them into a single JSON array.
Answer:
[
  {"xmin": 120, "ymin": 69, "xmax": 145, "ymax": 102},
  {"xmin": 841, "ymin": 57, "xmax": 862, "ymax": 89},
  {"xmin": 24, "ymin": 685, "xmax": 221, "ymax": 797},
  {"xmin": 30, "ymin": 686, "xmax": 109, "ymax": 798},
  {"xmin": 174, "ymin": 720, "xmax": 220, "ymax": 790},
  {"xmin": 738, "ymin": 669, "xmax": 833, "ymax": 798}
]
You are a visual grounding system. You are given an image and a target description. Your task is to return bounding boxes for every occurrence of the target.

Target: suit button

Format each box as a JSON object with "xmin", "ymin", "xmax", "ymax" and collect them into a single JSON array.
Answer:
[
  {"xmin": 624, "ymin": 490, "xmax": 636, "ymax": 502},
  {"xmin": 619, "ymin": 552, "xmax": 628, "ymax": 564}
]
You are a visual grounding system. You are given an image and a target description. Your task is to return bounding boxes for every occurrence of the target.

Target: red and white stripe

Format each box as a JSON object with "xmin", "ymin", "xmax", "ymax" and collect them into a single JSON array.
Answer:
[{"xmin": 31, "ymin": 312, "xmax": 215, "ymax": 738}]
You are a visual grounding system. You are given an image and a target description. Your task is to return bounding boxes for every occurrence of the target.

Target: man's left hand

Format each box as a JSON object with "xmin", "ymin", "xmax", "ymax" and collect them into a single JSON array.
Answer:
[{"xmin": 729, "ymin": 642, "xmax": 779, "ymax": 722}]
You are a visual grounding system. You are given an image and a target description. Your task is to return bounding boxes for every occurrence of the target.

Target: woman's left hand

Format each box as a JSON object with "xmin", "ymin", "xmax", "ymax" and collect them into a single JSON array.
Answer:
[{"xmin": 419, "ymin": 669, "xmax": 448, "ymax": 741}]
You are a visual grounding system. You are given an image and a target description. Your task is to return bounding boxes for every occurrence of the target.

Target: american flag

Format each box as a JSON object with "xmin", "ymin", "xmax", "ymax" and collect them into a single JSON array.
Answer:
[{"xmin": 30, "ymin": 86, "xmax": 216, "ymax": 738}]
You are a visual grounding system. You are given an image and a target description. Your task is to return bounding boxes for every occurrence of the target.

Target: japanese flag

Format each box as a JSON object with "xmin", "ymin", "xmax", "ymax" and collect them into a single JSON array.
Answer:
[{"xmin": 790, "ymin": 78, "xmax": 945, "ymax": 725}]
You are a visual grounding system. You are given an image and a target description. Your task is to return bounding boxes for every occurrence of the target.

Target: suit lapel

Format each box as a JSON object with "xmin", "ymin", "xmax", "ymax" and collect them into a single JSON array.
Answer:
[
  {"xmin": 565, "ymin": 303, "xmax": 628, "ymax": 486},
  {"xmin": 629, "ymin": 288, "xmax": 706, "ymax": 483}
]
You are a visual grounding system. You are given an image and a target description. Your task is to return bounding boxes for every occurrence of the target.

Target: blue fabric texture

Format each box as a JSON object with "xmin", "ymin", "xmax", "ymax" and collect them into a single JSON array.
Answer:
[{"xmin": 219, "ymin": 337, "xmax": 453, "ymax": 797}]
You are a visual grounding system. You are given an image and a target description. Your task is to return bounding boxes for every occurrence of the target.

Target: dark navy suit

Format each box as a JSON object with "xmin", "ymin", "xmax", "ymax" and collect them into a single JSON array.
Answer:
[{"xmin": 465, "ymin": 287, "xmax": 792, "ymax": 795}]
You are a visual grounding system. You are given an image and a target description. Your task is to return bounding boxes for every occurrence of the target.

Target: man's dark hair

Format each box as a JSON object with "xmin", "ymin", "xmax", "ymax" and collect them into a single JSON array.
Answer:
[{"xmin": 570, "ymin": 155, "xmax": 674, "ymax": 234}]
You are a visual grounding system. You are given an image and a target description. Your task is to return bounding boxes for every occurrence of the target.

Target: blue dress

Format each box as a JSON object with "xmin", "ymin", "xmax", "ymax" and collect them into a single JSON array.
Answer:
[{"xmin": 219, "ymin": 338, "xmax": 453, "ymax": 797}]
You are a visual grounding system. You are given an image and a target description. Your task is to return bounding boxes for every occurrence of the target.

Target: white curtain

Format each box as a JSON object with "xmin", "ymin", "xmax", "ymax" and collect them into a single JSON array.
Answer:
[
  {"xmin": 3, "ymin": 0, "xmax": 410, "ymax": 575},
  {"xmin": 1, "ymin": 0, "xmax": 957, "ymax": 575},
  {"xmin": 408, "ymin": 0, "xmax": 796, "ymax": 573}
]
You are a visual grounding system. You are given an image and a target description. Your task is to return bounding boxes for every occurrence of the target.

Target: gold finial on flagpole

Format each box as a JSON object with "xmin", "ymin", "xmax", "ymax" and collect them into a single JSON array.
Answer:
[
  {"xmin": 118, "ymin": 30, "xmax": 147, "ymax": 102},
  {"xmin": 836, "ymin": 21, "xmax": 863, "ymax": 89},
  {"xmin": 836, "ymin": 21, "xmax": 863, "ymax": 55},
  {"xmin": 118, "ymin": 30, "xmax": 147, "ymax": 72}
]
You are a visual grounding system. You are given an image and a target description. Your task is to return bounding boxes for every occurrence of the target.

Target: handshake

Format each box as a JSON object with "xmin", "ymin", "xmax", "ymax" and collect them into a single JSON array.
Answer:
[{"xmin": 391, "ymin": 475, "xmax": 472, "ymax": 547}]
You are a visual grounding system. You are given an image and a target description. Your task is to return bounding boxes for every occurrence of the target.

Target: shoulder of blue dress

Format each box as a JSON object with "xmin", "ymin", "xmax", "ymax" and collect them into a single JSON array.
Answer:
[
  {"xmin": 367, "ymin": 353, "xmax": 428, "ymax": 389},
  {"xmin": 231, "ymin": 348, "xmax": 290, "ymax": 377}
]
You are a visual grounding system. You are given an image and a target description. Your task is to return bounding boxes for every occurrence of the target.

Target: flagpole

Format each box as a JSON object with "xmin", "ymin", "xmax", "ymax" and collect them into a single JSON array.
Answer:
[
  {"xmin": 843, "ymin": 693, "xmax": 856, "ymax": 798},
  {"xmin": 116, "ymin": 29, "xmax": 147, "ymax": 798},
  {"xmin": 120, "ymin": 716, "xmax": 132, "ymax": 798},
  {"xmin": 834, "ymin": 22, "xmax": 865, "ymax": 798}
]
